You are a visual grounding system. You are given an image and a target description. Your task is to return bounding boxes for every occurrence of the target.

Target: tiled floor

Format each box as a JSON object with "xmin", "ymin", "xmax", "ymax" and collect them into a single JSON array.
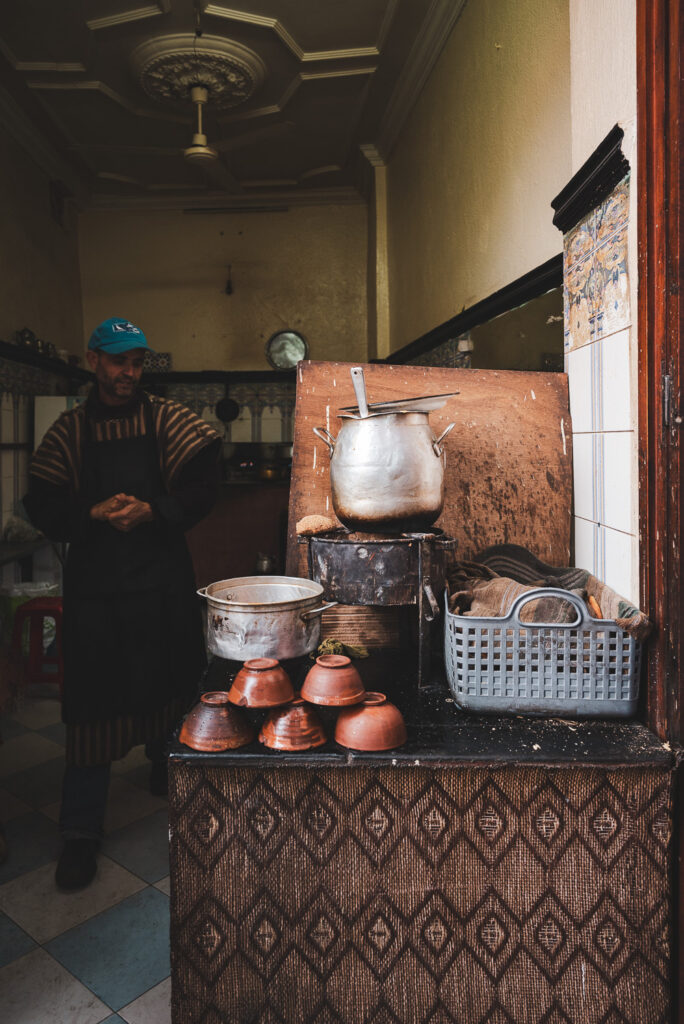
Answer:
[{"xmin": 0, "ymin": 690, "xmax": 172, "ymax": 1023}]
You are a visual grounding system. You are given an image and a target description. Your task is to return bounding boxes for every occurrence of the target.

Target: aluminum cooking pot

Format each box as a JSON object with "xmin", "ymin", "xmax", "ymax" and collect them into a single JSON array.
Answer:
[
  {"xmin": 198, "ymin": 575, "xmax": 337, "ymax": 661},
  {"xmin": 313, "ymin": 411, "xmax": 455, "ymax": 532}
]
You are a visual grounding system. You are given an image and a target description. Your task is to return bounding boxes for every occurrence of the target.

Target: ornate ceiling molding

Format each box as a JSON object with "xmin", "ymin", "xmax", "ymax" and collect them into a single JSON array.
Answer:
[
  {"xmin": 202, "ymin": 3, "xmax": 391, "ymax": 63},
  {"xmin": 372, "ymin": 0, "xmax": 468, "ymax": 161},
  {"xmin": 27, "ymin": 80, "xmax": 189, "ymax": 124},
  {"xmin": 87, "ymin": 1, "xmax": 171, "ymax": 32},
  {"xmin": 130, "ymin": 33, "xmax": 266, "ymax": 109}
]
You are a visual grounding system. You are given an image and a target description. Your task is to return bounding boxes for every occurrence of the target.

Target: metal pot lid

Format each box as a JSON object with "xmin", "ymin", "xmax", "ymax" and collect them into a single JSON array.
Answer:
[{"xmin": 338, "ymin": 391, "xmax": 458, "ymax": 417}]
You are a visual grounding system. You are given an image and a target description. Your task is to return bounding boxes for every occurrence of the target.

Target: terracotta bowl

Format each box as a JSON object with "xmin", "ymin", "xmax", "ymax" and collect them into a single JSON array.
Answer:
[
  {"xmin": 259, "ymin": 696, "xmax": 327, "ymax": 751},
  {"xmin": 179, "ymin": 691, "xmax": 254, "ymax": 751},
  {"xmin": 228, "ymin": 658, "xmax": 295, "ymax": 708},
  {"xmin": 300, "ymin": 654, "xmax": 366, "ymax": 706},
  {"xmin": 334, "ymin": 692, "xmax": 407, "ymax": 751}
]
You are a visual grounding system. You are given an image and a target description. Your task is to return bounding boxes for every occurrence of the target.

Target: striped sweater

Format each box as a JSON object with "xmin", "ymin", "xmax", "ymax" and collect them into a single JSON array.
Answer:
[{"xmin": 31, "ymin": 391, "xmax": 220, "ymax": 492}]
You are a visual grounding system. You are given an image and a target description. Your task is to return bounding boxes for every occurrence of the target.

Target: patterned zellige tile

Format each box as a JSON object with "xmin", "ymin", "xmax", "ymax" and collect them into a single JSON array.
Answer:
[
  {"xmin": 565, "ymin": 210, "xmax": 594, "ymax": 268},
  {"xmin": 565, "ymin": 254, "xmax": 595, "ymax": 351},
  {"xmin": 595, "ymin": 224, "xmax": 630, "ymax": 339},
  {"xmin": 595, "ymin": 177, "xmax": 629, "ymax": 244}
]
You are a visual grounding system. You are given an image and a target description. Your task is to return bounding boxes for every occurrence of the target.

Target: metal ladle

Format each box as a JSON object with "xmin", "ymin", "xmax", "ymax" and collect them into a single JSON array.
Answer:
[{"xmin": 350, "ymin": 366, "xmax": 369, "ymax": 417}]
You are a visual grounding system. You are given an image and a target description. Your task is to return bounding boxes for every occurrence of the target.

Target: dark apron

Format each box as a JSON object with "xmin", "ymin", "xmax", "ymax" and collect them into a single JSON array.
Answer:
[{"xmin": 62, "ymin": 397, "xmax": 205, "ymax": 724}]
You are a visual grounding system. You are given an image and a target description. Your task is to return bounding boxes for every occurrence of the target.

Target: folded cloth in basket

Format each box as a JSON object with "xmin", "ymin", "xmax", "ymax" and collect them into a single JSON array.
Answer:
[{"xmin": 446, "ymin": 543, "xmax": 652, "ymax": 642}]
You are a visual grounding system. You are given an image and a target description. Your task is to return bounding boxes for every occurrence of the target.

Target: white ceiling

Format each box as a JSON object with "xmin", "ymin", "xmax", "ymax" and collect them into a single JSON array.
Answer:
[{"xmin": 0, "ymin": 0, "xmax": 466, "ymax": 211}]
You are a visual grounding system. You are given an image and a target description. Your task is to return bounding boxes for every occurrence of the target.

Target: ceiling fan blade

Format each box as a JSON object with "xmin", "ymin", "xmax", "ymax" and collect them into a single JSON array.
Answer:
[{"xmin": 193, "ymin": 154, "xmax": 244, "ymax": 193}]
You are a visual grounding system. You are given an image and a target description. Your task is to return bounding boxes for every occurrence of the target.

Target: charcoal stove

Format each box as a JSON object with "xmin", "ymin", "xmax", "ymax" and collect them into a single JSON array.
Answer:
[{"xmin": 299, "ymin": 528, "xmax": 457, "ymax": 686}]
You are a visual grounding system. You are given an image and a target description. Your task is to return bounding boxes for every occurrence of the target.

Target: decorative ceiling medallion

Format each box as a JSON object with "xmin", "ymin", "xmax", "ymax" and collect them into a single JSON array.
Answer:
[{"xmin": 130, "ymin": 33, "xmax": 266, "ymax": 109}]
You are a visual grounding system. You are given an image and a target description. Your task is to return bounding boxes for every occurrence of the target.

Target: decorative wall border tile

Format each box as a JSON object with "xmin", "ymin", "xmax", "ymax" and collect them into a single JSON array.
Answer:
[{"xmin": 563, "ymin": 176, "xmax": 630, "ymax": 352}]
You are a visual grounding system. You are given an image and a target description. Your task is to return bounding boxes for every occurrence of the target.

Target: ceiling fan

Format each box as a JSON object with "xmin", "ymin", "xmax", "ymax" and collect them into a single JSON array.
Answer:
[{"xmin": 183, "ymin": 84, "xmax": 243, "ymax": 193}]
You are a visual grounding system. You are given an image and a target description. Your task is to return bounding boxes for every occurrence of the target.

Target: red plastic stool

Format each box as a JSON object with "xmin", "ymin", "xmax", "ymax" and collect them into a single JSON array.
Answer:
[{"xmin": 10, "ymin": 596, "xmax": 64, "ymax": 696}]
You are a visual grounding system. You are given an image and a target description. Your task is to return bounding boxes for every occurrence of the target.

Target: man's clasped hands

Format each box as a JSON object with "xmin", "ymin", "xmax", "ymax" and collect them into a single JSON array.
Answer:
[{"xmin": 90, "ymin": 493, "xmax": 154, "ymax": 532}]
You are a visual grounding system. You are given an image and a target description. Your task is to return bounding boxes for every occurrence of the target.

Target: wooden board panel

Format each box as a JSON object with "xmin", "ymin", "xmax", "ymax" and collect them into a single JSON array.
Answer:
[{"xmin": 286, "ymin": 361, "xmax": 572, "ymax": 577}]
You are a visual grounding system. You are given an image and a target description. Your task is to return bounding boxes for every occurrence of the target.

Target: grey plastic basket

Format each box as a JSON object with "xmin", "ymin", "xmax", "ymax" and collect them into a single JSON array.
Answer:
[{"xmin": 444, "ymin": 587, "xmax": 641, "ymax": 717}]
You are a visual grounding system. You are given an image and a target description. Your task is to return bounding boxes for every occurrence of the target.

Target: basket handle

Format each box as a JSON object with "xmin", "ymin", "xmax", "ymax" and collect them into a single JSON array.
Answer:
[{"xmin": 506, "ymin": 587, "xmax": 591, "ymax": 627}]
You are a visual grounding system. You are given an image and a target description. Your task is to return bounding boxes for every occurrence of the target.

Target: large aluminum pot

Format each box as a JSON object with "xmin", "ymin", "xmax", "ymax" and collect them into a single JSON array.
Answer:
[
  {"xmin": 313, "ymin": 412, "xmax": 455, "ymax": 531},
  {"xmin": 198, "ymin": 576, "xmax": 337, "ymax": 661}
]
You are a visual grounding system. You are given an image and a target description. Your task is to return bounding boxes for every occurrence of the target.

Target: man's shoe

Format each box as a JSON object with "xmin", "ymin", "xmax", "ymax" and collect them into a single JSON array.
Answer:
[
  {"xmin": 149, "ymin": 759, "xmax": 168, "ymax": 797},
  {"xmin": 55, "ymin": 838, "xmax": 98, "ymax": 891}
]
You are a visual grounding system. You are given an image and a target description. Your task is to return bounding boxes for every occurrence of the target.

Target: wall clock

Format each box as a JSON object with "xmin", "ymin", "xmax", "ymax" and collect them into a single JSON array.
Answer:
[{"xmin": 265, "ymin": 330, "xmax": 308, "ymax": 369}]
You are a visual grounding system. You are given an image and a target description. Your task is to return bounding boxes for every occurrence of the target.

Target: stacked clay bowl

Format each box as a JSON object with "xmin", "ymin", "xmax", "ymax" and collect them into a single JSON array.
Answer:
[
  {"xmin": 179, "ymin": 691, "xmax": 254, "ymax": 751},
  {"xmin": 259, "ymin": 696, "xmax": 327, "ymax": 751},
  {"xmin": 300, "ymin": 654, "xmax": 366, "ymax": 706},
  {"xmin": 227, "ymin": 658, "xmax": 295, "ymax": 708},
  {"xmin": 334, "ymin": 692, "xmax": 407, "ymax": 751}
]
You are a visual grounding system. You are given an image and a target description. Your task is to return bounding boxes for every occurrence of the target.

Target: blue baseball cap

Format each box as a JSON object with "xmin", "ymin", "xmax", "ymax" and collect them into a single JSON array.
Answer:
[{"xmin": 87, "ymin": 317, "xmax": 153, "ymax": 355}]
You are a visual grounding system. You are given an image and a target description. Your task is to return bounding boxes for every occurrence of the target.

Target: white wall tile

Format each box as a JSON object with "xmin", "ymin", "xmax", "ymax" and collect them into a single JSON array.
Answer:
[
  {"xmin": 16, "ymin": 395, "xmax": 30, "ymax": 444},
  {"xmin": 230, "ymin": 409, "xmax": 253, "ymax": 443},
  {"xmin": 567, "ymin": 342, "xmax": 593, "ymax": 432},
  {"xmin": 602, "ymin": 431, "xmax": 634, "ymax": 534},
  {"xmin": 603, "ymin": 526, "xmax": 637, "ymax": 604},
  {"xmin": 261, "ymin": 410, "xmax": 284, "ymax": 442},
  {"xmin": 1, "ymin": 450, "xmax": 13, "ymax": 482},
  {"xmin": 600, "ymin": 328, "xmax": 631, "ymax": 431},
  {"xmin": 574, "ymin": 515, "xmax": 596, "ymax": 574},
  {"xmin": 572, "ymin": 433, "xmax": 594, "ymax": 521},
  {"xmin": 1, "ymin": 394, "xmax": 14, "ymax": 442}
]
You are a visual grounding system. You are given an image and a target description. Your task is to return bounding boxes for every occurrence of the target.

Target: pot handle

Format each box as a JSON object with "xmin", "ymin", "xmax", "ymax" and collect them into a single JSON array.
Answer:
[
  {"xmin": 423, "ymin": 581, "xmax": 441, "ymax": 622},
  {"xmin": 312, "ymin": 426, "xmax": 336, "ymax": 454},
  {"xmin": 300, "ymin": 601, "xmax": 338, "ymax": 621},
  {"xmin": 432, "ymin": 422, "xmax": 455, "ymax": 457},
  {"xmin": 197, "ymin": 586, "xmax": 208, "ymax": 599}
]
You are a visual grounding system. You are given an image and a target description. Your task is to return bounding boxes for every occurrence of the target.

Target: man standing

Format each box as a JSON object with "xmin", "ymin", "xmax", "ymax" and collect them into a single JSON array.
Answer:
[{"xmin": 24, "ymin": 317, "xmax": 221, "ymax": 890}]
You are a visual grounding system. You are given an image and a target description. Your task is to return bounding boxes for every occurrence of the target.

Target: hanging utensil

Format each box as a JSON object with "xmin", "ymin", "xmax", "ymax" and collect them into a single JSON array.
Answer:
[{"xmin": 350, "ymin": 366, "xmax": 369, "ymax": 418}]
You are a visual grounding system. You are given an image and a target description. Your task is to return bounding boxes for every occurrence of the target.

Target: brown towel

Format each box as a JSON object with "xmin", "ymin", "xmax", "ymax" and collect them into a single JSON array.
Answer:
[{"xmin": 447, "ymin": 544, "xmax": 652, "ymax": 641}]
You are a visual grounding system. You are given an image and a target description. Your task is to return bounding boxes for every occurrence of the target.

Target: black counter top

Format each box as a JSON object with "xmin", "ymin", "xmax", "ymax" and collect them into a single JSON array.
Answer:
[{"xmin": 169, "ymin": 651, "xmax": 673, "ymax": 770}]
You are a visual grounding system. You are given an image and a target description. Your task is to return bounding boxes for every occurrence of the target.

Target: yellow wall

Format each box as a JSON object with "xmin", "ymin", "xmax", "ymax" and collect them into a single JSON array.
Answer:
[
  {"xmin": 79, "ymin": 205, "xmax": 368, "ymax": 371},
  {"xmin": 385, "ymin": 0, "xmax": 571, "ymax": 352},
  {"xmin": 0, "ymin": 130, "xmax": 83, "ymax": 353}
]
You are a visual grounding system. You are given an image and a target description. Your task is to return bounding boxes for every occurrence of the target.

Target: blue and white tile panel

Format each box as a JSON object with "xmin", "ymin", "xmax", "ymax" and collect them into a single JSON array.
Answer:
[{"xmin": 564, "ymin": 176, "xmax": 638, "ymax": 604}]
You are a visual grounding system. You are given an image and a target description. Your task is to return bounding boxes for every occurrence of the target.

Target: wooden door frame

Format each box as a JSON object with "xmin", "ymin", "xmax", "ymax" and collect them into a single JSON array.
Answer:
[
  {"xmin": 638, "ymin": 2, "xmax": 683, "ymax": 1019},
  {"xmin": 637, "ymin": 0, "xmax": 682, "ymax": 744}
]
